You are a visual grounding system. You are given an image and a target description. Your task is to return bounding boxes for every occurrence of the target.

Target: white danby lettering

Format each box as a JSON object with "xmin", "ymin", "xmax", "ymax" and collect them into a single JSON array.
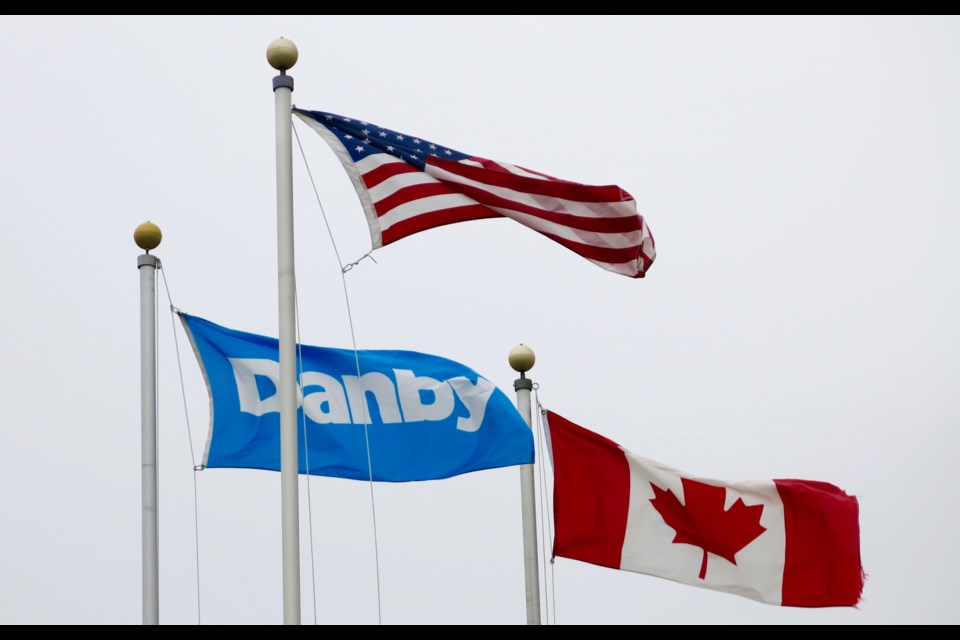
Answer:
[
  {"xmin": 227, "ymin": 359, "xmax": 493, "ymax": 432},
  {"xmin": 228, "ymin": 358, "xmax": 281, "ymax": 416},
  {"xmin": 395, "ymin": 368, "xmax": 454, "ymax": 422},
  {"xmin": 342, "ymin": 372, "xmax": 403, "ymax": 424},
  {"xmin": 446, "ymin": 376, "xmax": 495, "ymax": 432},
  {"xmin": 301, "ymin": 371, "xmax": 350, "ymax": 424}
]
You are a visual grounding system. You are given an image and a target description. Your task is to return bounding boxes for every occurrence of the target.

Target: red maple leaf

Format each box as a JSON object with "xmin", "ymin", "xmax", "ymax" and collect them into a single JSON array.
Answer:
[{"xmin": 649, "ymin": 477, "xmax": 767, "ymax": 580}]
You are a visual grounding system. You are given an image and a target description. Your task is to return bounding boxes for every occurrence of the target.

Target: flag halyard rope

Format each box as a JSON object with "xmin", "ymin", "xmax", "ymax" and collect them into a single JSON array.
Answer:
[
  {"xmin": 294, "ymin": 294, "xmax": 320, "ymax": 625},
  {"xmin": 293, "ymin": 118, "xmax": 384, "ymax": 625},
  {"xmin": 158, "ymin": 261, "xmax": 203, "ymax": 625},
  {"xmin": 534, "ymin": 389, "xmax": 558, "ymax": 625}
]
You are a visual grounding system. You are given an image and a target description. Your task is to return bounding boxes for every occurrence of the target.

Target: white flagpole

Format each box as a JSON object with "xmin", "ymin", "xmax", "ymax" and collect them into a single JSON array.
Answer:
[
  {"xmin": 509, "ymin": 344, "xmax": 541, "ymax": 625},
  {"xmin": 267, "ymin": 37, "xmax": 302, "ymax": 625},
  {"xmin": 135, "ymin": 222, "xmax": 162, "ymax": 625}
]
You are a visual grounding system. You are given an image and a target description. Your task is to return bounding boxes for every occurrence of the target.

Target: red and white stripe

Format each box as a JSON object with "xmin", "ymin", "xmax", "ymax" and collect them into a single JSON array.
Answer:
[
  {"xmin": 298, "ymin": 113, "xmax": 655, "ymax": 278},
  {"xmin": 546, "ymin": 411, "xmax": 864, "ymax": 607}
]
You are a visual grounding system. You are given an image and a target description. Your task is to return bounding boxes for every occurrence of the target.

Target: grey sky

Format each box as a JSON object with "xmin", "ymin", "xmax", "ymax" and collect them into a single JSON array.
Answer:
[{"xmin": 1, "ymin": 15, "xmax": 957, "ymax": 624}]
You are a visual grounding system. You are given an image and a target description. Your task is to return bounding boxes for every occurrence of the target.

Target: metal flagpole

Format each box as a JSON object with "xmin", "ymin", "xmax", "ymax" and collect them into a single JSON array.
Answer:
[
  {"xmin": 509, "ymin": 344, "xmax": 541, "ymax": 625},
  {"xmin": 135, "ymin": 221, "xmax": 162, "ymax": 625},
  {"xmin": 267, "ymin": 37, "xmax": 302, "ymax": 625}
]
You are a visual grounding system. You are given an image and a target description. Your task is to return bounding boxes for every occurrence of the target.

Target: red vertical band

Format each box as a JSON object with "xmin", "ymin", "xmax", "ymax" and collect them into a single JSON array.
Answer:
[
  {"xmin": 776, "ymin": 479, "xmax": 864, "ymax": 607},
  {"xmin": 548, "ymin": 411, "xmax": 631, "ymax": 570}
]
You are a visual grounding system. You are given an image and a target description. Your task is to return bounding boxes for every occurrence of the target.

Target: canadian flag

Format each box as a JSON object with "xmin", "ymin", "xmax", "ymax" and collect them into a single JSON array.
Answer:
[{"xmin": 545, "ymin": 410, "xmax": 864, "ymax": 607}]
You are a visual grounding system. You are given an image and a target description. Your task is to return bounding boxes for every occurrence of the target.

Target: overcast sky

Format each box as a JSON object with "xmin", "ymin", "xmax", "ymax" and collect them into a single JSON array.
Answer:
[{"xmin": 1, "ymin": 15, "xmax": 958, "ymax": 625}]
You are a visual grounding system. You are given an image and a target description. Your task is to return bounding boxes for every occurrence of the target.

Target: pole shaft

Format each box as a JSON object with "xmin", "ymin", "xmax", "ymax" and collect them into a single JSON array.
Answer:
[
  {"xmin": 139, "ymin": 254, "xmax": 159, "ymax": 625},
  {"xmin": 274, "ymin": 74, "xmax": 301, "ymax": 625},
  {"xmin": 515, "ymin": 379, "xmax": 541, "ymax": 625}
]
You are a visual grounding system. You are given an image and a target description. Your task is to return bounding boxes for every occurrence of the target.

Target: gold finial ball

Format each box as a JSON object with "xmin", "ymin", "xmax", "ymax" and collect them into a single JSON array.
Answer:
[
  {"xmin": 267, "ymin": 37, "xmax": 298, "ymax": 71},
  {"xmin": 134, "ymin": 221, "xmax": 162, "ymax": 251},
  {"xmin": 508, "ymin": 344, "xmax": 536, "ymax": 373}
]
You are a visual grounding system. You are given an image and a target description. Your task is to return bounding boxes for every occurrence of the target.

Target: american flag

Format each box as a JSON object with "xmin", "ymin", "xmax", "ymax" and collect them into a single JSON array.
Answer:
[{"xmin": 294, "ymin": 108, "xmax": 655, "ymax": 278}]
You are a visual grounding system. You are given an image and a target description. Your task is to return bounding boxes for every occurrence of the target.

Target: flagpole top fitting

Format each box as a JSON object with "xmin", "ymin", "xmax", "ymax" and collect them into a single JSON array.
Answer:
[
  {"xmin": 509, "ymin": 344, "xmax": 536, "ymax": 377},
  {"xmin": 267, "ymin": 37, "xmax": 298, "ymax": 71},
  {"xmin": 134, "ymin": 221, "xmax": 162, "ymax": 253}
]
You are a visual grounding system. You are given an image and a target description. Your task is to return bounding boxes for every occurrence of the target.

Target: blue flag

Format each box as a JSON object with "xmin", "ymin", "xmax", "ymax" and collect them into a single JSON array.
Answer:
[{"xmin": 180, "ymin": 313, "xmax": 534, "ymax": 481}]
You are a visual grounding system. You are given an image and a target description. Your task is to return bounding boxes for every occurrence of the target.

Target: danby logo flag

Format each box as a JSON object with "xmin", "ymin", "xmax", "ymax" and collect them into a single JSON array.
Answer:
[
  {"xmin": 545, "ymin": 410, "xmax": 864, "ymax": 607},
  {"xmin": 180, "ymin": 313, "xmax": 534, "ymax": 481}
]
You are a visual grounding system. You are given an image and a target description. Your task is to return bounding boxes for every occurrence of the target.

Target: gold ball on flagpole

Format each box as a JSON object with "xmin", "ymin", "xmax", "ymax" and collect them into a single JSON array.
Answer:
[
  {"xmin": 134, "ymin": 221, "xmax": 162, "ymax": 251},
  {"xmin": 267, "ymin": 37, "xmax": 298, "ymax": 71},
  {"xmin": 509, "ymin": 344, "xmax": 536, "ymax": 373}
]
